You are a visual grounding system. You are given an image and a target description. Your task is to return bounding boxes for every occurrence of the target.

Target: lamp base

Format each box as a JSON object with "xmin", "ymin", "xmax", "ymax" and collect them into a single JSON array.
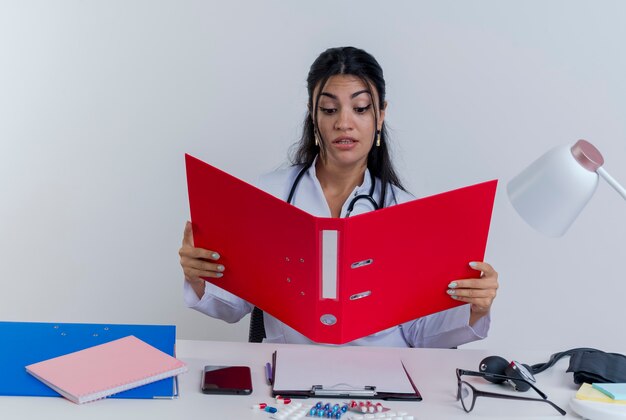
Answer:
[{"xmin": 570, "ymin": 397, "xmax": 626, "ymax": 420}]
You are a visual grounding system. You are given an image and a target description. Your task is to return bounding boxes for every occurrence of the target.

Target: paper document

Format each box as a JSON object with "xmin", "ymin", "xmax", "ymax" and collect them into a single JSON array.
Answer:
[{"xmin": 272, "ymin": 346, "xmax": 419, "ymax": 399}]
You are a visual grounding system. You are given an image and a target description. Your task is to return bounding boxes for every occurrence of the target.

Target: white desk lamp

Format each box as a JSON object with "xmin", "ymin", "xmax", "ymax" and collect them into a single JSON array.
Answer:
[{"xmin": 507, "ymin": 139, "xmax": 626, "ymax": 237}]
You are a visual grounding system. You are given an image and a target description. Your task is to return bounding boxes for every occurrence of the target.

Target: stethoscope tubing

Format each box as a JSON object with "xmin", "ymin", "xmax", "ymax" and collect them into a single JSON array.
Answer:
[{"xmin": 287, "ymin": 163, "xmax": 379, "ymax": 217}]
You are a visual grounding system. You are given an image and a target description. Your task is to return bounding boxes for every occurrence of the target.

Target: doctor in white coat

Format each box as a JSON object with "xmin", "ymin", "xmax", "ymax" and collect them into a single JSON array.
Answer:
[{"xmin": 179, "ymin": 46, "xmax": 499, "ymax": 348}]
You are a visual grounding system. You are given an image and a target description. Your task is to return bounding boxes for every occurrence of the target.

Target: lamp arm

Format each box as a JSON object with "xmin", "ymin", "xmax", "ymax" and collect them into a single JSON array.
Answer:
[{"xmin": 597, "ymin": 167, "xmax": 626, "ymax": 200}]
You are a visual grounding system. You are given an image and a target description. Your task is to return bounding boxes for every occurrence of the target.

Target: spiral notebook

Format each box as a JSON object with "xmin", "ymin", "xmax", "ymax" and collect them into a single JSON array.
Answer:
[{"xmin": 25, "ymin": 335, "xmax": 188, "ymax": 404}]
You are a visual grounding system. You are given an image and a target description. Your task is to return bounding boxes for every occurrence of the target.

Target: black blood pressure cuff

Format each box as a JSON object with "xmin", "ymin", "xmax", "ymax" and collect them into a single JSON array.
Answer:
[{"xmin": 566, "ymin": 350, "xmax": 626, "ymax": 384}]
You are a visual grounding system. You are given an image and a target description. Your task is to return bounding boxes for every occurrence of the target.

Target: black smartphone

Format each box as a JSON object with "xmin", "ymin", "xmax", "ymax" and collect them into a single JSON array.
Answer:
[{"xmin": 201, "ymin": 365, "xmax": 253, "ymax": 395}]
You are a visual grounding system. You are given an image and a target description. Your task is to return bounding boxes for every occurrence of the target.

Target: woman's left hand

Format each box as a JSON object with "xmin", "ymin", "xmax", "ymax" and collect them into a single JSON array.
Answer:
[{"xmin": 446, "ymin": 261, "xmax": 498, "ymax": 326}]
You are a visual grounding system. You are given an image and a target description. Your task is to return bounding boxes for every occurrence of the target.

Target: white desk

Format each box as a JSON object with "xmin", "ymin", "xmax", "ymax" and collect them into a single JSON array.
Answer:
[{"xmin": 0, "ymin": 340, "xmax": 609, "ymax": 419}]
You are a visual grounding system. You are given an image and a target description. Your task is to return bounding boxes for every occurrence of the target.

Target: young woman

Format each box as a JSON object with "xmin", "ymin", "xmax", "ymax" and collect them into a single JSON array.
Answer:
[{"xmin": 179, "ymin": 46, "xmax": 498, "ymax": 347}]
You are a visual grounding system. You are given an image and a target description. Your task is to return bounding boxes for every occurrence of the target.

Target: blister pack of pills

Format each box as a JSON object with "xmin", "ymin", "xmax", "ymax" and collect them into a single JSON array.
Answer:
[{"xmin": 253, "ymin": 398, "xmax": 417, "ymax": 420}]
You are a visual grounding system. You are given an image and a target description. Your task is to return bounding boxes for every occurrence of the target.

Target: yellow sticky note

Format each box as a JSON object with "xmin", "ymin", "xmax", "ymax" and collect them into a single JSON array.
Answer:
[{"xmin": 576, "ymin": 383, "xmax": 626, "ymax": 405}]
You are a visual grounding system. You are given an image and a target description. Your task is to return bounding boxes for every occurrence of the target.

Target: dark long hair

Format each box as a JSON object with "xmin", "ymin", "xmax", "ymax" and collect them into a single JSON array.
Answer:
[{"xmin": 290, "ymin": 46, "xmax": 406, "ymax": 208}]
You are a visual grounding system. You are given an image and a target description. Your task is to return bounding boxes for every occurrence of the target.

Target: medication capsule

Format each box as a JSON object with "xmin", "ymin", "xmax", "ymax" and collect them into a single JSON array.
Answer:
[
  {"xmin": 332, "ymin": 404, "xmax": 340, "ymax": 412},
  {"xmin": 361, "ymin": 401, "xmax": 375, "ymax": 413},
  {"xmin": 349, "ymin": 400, "xmax": 358, "ymax": 408},
  {"xmin": 264, "ymin": 406, "xmax": 278, "ymax": 413},
  {"xmin": 341, "ymin": 404, "xmax": 349, "ymax": 412},
  {"xmin": 324, "ymin": 403, "xmax": 331, "ymax": 411},
  {"xmin": 375, "ymin": 402, "xmax": 383, "ymax": 412},
  {"xmin": 309, "ymin": 407, "xmax": 318, "ymax": 416},
  {"xmin": 315, "ymin": 402, "xmax": 323, "ymax": 409},
  {"xmin": 252, "ymin": 403, "xmax": 267, "ymax": 410}
]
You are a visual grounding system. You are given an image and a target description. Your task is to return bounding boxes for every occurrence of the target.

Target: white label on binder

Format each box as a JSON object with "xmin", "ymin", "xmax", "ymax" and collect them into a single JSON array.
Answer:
[{"xmin": 321, "ymin": 230, "xmax": 338, "ymax": 299}]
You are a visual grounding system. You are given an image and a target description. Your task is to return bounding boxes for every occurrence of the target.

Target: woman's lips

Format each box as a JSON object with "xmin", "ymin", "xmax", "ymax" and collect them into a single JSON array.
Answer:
[{"xmin": 332, "ymin": 137, "xmax": 358, "ymax": 149}]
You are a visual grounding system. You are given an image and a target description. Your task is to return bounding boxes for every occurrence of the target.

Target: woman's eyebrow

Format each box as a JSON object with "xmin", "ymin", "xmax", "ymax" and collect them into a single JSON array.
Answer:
[
  {"xmin": 319, "ymin": 89, "xmax": 372, "ymax": 100},
  {"xmin": 351, "ymin": 89, "xmax": 371, "ymax": 98}
]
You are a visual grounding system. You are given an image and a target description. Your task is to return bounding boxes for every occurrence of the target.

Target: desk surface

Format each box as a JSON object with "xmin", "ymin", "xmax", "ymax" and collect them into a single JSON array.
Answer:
[{"xmin": 0, "ymin": 340, "xmax": 613, "ymax": 419}]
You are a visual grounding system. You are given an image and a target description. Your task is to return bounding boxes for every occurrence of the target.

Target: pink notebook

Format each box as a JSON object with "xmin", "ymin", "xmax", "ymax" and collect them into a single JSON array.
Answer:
[{"xmin": 26, "ymin": 335, "xmax": 188, "ymax": 404}]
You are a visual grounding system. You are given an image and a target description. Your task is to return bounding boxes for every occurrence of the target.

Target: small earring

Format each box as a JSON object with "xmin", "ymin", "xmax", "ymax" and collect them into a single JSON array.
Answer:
[
  {"xmin": 376, "ymin": 131, "xmax": 381, "ymax": 147},
  {"xmin": 315, "ymin": 135, "xmax": 319, "ymax": 146}
]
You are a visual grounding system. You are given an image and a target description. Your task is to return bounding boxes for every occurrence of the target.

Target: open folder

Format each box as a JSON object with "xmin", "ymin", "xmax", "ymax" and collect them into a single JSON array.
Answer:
[
  {"xmin": 186, "ymin": 154, "xmax": 497, "ymax": 344},
  {"xmin": 270, "ymin": 347, "xmax": 421, "ymax": 400}
]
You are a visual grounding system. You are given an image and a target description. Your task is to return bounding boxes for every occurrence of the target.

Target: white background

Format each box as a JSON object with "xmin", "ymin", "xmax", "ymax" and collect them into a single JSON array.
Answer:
[{"xmin": 1, "ymin": 0, "xmax": 625, "ymax": 353}]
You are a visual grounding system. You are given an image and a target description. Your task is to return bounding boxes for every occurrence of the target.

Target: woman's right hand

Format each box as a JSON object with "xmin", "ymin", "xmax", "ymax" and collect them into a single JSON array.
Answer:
[{"xmin": 179, "ymin": 221, "xmax": 225, "ymax": 298}]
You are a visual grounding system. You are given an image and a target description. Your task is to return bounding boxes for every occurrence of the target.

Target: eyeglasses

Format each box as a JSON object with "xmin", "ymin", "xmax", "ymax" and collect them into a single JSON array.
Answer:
[{"xmin": 456, "ymin": 369, "xmax": 566, "ymax": 415}]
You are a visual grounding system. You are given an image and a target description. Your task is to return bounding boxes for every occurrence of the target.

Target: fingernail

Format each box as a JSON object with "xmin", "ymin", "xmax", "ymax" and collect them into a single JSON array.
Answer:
[
  {"xmin": 216, "ymin": 265, "xmax": 225, "ymax": 272},
  {"xmin": 469, "ymin": 261, "xmax": 478, "ymax": 268},
  {"xmin": 447, "ymin": 289, "xmax": 456, "ymax": 295},
  {"xmin": 211, "ymin": 252, "xmax": 220, "ymax": 260},
  {"xmin": 448, "ymin": 282, "xmax": 458, "ymax": 289},
  {"xmin": 451, "ymin": 295, "xmax": 459, "ymax": 300},
  {"xmin": 215, "ymin": 273, "xmax": 223, "ymax": 278}
]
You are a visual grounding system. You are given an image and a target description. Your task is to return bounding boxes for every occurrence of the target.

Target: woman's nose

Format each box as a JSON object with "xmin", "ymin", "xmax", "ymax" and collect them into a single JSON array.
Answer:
[{"xmin": 334, "ymin": 108, "xmax": 353, "ymax": 130}]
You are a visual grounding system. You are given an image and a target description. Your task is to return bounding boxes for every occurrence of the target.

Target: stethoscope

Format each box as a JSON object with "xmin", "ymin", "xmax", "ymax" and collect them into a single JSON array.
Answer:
[{"xmin": 286, "ymin": 162, "xmax": 379, "ymax": 217}]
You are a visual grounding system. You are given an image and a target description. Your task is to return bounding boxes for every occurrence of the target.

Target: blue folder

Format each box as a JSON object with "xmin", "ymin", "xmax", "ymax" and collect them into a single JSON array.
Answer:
[{"xmin": 0, "ymin": 321, "xmax": 179, "ymax": 399}]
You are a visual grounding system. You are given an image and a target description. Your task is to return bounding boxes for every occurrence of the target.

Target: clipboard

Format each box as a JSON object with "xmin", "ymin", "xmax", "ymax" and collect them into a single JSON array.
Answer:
[
  {"xmin": 186, "ymin": 154, "xmax": 497, "ymax": 344},
  {"xmin": 269, "ymin": 347, "xmax": 421, "ymax": 401},
  {"xmin": 0, "ymin": 321, "xmax": 179, "ymax": 399}
]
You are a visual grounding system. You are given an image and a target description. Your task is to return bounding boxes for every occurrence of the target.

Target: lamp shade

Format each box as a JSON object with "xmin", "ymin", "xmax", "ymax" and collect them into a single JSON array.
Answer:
[{"xmin": 507, "ymin": 140, "xmax": 604, "ymax": 237}]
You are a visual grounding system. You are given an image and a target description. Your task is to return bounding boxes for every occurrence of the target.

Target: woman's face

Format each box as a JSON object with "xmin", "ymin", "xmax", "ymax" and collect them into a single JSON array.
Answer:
[{"xmin": 313, "ymin": 74, "xmax": 386, "ymax": 169}]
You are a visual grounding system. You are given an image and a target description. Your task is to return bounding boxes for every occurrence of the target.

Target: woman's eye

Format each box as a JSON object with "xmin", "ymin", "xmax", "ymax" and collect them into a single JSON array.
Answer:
[
  {"xmin": 354, "ymin": 104, "xmax": 372, "ymax": 114},
  {"xmin": 318, "ymin": 107, "xmax": 336, "ymax": 115}
]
